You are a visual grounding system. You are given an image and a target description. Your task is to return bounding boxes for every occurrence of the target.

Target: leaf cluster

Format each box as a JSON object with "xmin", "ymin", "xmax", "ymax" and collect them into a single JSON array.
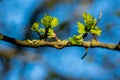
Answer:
[
  {"xmin": 31, "ymin": 14, "xmax": 59, "ymax": 40},
  {"xmin": 31, "ymin": 12, "xmax": 102, "ymax": 44},
  {"xmin": 69, "ymin": 12, "xmax": 102, "ymax": 44}
]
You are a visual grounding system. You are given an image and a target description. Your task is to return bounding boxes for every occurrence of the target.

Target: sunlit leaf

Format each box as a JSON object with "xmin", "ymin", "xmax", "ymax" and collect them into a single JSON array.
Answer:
[
  {"xmin": 82, "ymin": 12, "xmax": 97, "ymax": 32},
  {"xmin": 31, "ymin": 22, "xmax": 40, "ymax": 33},
  {"xmin": 41, "ymin": 14, "xmax": 59, "ymax": 28},
  {"xmin": 51, "ymin": 17, "xmax": 59, "ymax": 28},
  {"xmin": 83, "ymin": 12, "xmax": 87, "ymax": 23},
  {"xmin": 48, "ymin": 29, "xmax": 55, "ymax": 38},
  {"xmin": 41, "ymin": 14, "xmax": 52, "ymax": 28},
  {"xmin": 90, "ymin": 27, "xmax": 102, "ymax": 36},
  {"xmin": 77, "ymin": 22, "xmax": 86, "ymax": 34},
  {"xmin": 69, "ymin": 34, "xmax": 83, "ymax": 44}
]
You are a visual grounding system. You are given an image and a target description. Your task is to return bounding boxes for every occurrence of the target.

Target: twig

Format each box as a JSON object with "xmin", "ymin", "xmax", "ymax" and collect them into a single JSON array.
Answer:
[
  {"xmin": 0, "ymin": 33, "xmax": 120, "ymax": 51},
  {"xmin": 94, "ymin": 11, "xmax": 102, "ymax": 27},
  {"xmin": 81, "ymin": 47, "xmax": 88, "ymax": 59}
]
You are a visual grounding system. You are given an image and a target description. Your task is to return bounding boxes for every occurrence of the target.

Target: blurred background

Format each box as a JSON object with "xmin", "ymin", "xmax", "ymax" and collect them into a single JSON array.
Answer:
[{"xmin": 0, "ymin": 0, "xmax": 120, "ymax": 80}]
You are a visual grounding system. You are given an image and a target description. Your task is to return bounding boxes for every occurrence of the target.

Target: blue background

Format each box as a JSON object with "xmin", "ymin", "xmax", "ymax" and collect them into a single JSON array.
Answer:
[{"xmin": 0, "ymin": 0, "xmax": 120, "ymax": 80}]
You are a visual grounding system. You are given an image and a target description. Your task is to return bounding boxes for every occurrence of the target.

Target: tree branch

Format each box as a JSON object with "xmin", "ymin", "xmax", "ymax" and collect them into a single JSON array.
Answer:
[{"xmin": 0, "ymin": 33, "xmax": 120, "ymax": 51}]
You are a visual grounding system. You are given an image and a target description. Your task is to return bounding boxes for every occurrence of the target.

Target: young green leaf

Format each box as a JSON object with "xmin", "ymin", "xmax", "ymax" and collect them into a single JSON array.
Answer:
[
  {"xmin": 48, "ymin": 29, "xmax": 56, "ymax": 38},
  {"xmin": 41, "ymin": 14, "xmax": 52, "ymax": 28},
  {"xmin": 90, "ymin": 27, "xmax": 102, "ymax": 36},
  {"xmin": 51, "ymin": 17, "xmax": 59, "ymax": 28},
  {"xmin": 31, "ymin": 22, "xmax": 40, "ymax": 33},
  {"xmin": 69, "ymin": 35, "xmax": 83, "ymax": 44},
  {"xmin": 77, "ymin": 22, "xmax": 86, "ymax": 34},
  {"xmin": 83, "ymin": 12, "xmax": 96, "ymax": 30},
  {"xmin": 83, "ymin": 12, "xmax": 87, "ymax": 23},
  {"xmin": 83, "ymin": 12, "xmax": 92, "ymax": 23},
  {"xmin": 83, "ymin": 12, "xmax": 96, "ymax": 24},
  {"xmin": 41, "ymin": 14, "xmax": 59, "ymax": 28}
]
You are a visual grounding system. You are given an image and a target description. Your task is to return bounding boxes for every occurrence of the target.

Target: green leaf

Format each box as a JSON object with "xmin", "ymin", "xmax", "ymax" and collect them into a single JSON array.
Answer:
[
  {"xmin": 90, "ymin": 27, "xmax": 102, "ymax": 36},
  {"xmin": 83, "ymin": 12, "xmax": 92, "ymax": 23},
  {"xmin": 69, "ymin": 35, "xmax": 83, "ymax": 44},
  {"xmin": 51, "ymin": 17, "xmax": 59, "ymax": 28},
  {"xmin": 82, "ymin": 12, "xmax": 97, "ymax": 32},
  {"xmin": 83, "ymin": 12, "xmax": 96, "ymax": 24},
  {"xmin": 48, "ymin": 29, "xmax": 55, "ymax": 38},
  {"xmin": 77, "ymin": 22, "xmax": 86, "ymax": 34},
  {"xmin": 83, "ymin": 12, "xmax": 87, "ymax": 23},
  {"xmin": 39, "ymin": 28, "xmax": 45, "ymax": 34},
  {"xmin": 31, "ymin": 22, "xmax": 40, "ymax": 33},
  {"xmin": 41, "ymin": 14, "xmax": 59, "ymax": 28},
  {"xmin": 41, "ymin": 14, "xmax": 52, "ymax": 28}
]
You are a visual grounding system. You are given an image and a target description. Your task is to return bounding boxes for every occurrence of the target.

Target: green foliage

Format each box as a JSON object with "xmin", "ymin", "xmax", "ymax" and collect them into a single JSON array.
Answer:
[
  {"xmin": 31, "ymin": 14, "xmax": 59, "ymax": 40},
  {"xmin": 82, "ymin": 12, "xmax": 102, "ymax": 36},
  {"xmin": 90, "ymin": 27, "xmax": 102, "ymax": 36},
  {"xmin": 77, "ymin": 22, "xmax": 86, "ymax": 34},
  {"xmin": 83, "ymin": 12, "xmax": 96, "ymax": 28},
  {"xmin": 47, "ymin": 29, "xmax": 55, "ymax": 38},
  {"xmin": 69, "ymin": 34, "xmax": 83, "ymax": 44},
  {"xmin": 69, "ymin": 12, "xmax": 102, "ymax": 44},
  {"xmin": 41, "ymin": 14, "xmax": 58, "ymax": 28},
  {"xmin": 31, "ymin": 22, "xmax": 40, "ymax": 33},
  {"xmin": 31, "ymin": 12, "xmax": 102, "ymax": 43}
]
